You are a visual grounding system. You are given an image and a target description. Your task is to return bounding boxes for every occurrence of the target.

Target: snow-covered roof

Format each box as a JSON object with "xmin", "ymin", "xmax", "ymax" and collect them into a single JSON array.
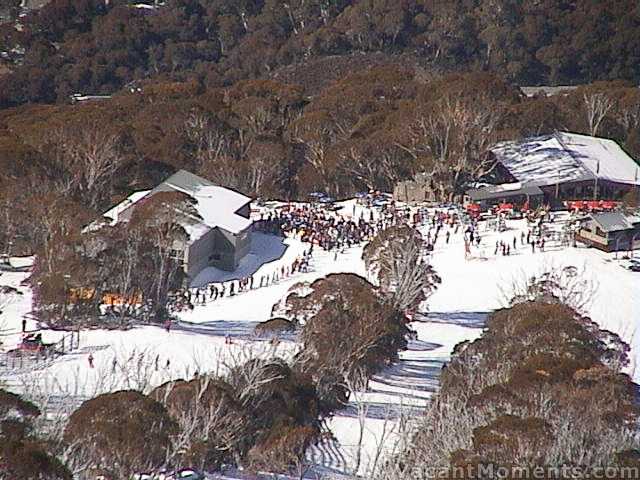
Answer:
[
  {"xmin": 102, "ymin": 190, "xmax": 151, "ymax": 224},
  {"xmin": 191, "ymin": 186, "xmax": 253, "ymax": 235},
  {"xmin": 100, "ymin": 170, "xmax": 252, "ymax": 240},
  {"xmin": 492, "ymin": 132, "xmax": 640, "ymax": 188},
  {"xmin": 589, "ymin": 212, "xmax": 640, "ymax": 233},
  {"xmin": 165, "ymin": 182, "xmax": 252, "ymax": 238},
  {"xmin": 520, "ymin": 86, "xmax": 578, "ymax": 97},
  {"xmin": 153, "ymin": 170, "xmax": 252, "ymax": 237}
]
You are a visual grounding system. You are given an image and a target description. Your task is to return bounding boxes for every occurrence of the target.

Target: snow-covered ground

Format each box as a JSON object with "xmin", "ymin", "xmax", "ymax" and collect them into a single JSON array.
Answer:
[{"xmin": 1, "ymin": 200, "xmax": 639, "ymax": 478}]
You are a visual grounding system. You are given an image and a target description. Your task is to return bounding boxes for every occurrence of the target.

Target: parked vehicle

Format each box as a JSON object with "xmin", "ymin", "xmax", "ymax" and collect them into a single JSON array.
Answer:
[{"xmin": 628, "ymin": 260, "xmax": 640, "ymax": 272}]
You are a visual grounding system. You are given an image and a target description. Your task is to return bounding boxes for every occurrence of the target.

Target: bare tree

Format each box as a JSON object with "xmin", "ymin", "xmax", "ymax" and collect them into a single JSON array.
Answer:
[
  {"xmin": 95, "ymin": 224, "xmax": 150, "ymax": 325},
  {"xmin": 157, "ymin": 374, "xmax": 249, "ymax": 470},
  {"xmin": 185, "ymin": 113, "xmax": 229, "ymax": 171},
  {"xmin": 245, "ymin": 140, "xmax": 285, "ymax": 195},
  {"xmin": 337, "ymin": 140, "xmax": 404, "ymax": 192},
  {"xmin": 583, "ymin": 92, "xmax": 614, "ymax": 137},
  {"xmin": 38, "ymin": 123, "xmax": 124, "ymax": 209},
  {"xmin": 613, "ymin": 93, "xmax": 640, "ymax": 133},
  {"xmin": 129, "ymin": 191, "xmax": 197, "ymax": 315},
  {"xmin": 377, "ymin": 394, "xmax": 478, "ymax": 480},
  {"xmin": 0, "ymin": 183, "xmax": 19, "ymax": 256},
  {"xmin": 0, "ymin": 289, "xmax": 15, "ymax": 346},
  {"xmin": 288, "ymin": 119, "xmax": 334, "ymax": 182},
  {"xmin": 499, "ymin": 263, "xmax": 598, "ymax": 314},
  {"xmin": 397, "ymin": 96, "xmax": 502, "ymax": 200},
  {"xmin": 287, "ymin": 111, "xmax": 352, "ymax": 194},
  {"xmin": 344, "ymin": 368, "xmax": 370, "ymax": 475},
  {"xmin": 363, "ymin": 226, "xmax": 440, "ymax": 312}
]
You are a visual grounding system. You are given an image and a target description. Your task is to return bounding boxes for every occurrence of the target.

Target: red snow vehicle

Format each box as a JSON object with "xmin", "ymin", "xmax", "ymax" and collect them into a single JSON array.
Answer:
[{"xmin": 17, "ymin": 333, "xmax": 51, "ymax": 353}]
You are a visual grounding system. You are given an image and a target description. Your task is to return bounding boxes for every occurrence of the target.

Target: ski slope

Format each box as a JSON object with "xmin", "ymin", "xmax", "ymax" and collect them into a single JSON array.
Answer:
[{"xmin": 0, "ymin": 201, "xmax": 638, "ymax": 477}]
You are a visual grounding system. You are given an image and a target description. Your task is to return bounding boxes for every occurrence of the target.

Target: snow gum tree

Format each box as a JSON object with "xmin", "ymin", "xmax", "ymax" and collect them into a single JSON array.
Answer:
[
  {"xmin": 0, "ymin": 389, "xmax": 71, "ymax": 479},
  {"xmin": 363, "ymin": 225, "xmax": 440, "ymax": 312},
  {"xmin": 63, "ymin": 390, "xmax": 176, "ymax": 479},
  {"xmin": 380, "ymin": 292, "xmax": 639, "ymax": 480},
  {"xmin": 151, "ymin": 375, "xmax": 248, "ymax": 471},
  {"xmin": 129, "ymin": 191, "xmax": 199, "ymax": 318},
  {"xmin": 288, "ymin": 273, "xmax": 410, "ymax": 384}
]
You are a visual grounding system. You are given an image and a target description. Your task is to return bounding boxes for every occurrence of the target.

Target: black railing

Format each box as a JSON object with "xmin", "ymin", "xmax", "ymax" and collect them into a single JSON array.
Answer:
[{"xmin": 0, "ymin": 330, "xmax": 79, "ymax": 374}]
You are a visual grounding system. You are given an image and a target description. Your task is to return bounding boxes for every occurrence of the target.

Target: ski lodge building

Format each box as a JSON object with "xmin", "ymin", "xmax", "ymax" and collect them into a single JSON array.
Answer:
[
  {"xmin": 99, "ymin": 170, "xmax": 253, "ymax": 279},
  {"xmin": 576, "ymin": 212, "xmax": 640, "ymax": 252},
  {"xmin": 465, "ymin": 132, "xmax": 640, "ymax": 209}
]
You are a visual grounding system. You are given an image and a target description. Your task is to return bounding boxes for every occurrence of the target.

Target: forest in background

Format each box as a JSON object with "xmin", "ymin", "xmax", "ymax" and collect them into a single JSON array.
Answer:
[
  {"xmin": 1, "ymin": 70, "xmax": 640, "ymax": 255},
  {"xmin": 1, "ymin": 0, "xmax": 640, "ymax": 106}
]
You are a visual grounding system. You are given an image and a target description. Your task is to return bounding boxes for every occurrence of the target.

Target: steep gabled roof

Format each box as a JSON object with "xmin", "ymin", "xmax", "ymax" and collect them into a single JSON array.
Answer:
[
  {"xmin": 100, "ymin": 170, "xmax": 252, "ymax": 239},
  {"xmin": 151, "ymin": 169, "xmax": 215, "ymax": 195}
]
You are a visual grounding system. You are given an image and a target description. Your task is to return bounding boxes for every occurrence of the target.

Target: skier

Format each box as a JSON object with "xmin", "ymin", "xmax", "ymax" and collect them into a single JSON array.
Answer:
[{"xmin": 87, "ymin": 353, "xmax": 94, "ymax": 369}]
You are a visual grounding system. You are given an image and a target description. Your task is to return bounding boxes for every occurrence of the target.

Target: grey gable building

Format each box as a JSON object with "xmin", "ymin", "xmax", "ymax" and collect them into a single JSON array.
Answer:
[{"xmin": 100, "ymin": 170, "xmax": 253, "ymax": 280}]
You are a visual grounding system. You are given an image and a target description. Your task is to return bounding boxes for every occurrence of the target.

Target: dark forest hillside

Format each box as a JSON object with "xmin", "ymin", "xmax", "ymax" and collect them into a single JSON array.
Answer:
[{"xmin": 1, "ymin": 0, "xmax": 640, "ymax": 106}]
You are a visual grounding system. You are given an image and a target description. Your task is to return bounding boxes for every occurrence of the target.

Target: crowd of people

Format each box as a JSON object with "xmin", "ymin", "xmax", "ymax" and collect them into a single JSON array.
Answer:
[
  {"xmin": 169, "ymin": 249, "xmax": 314, "ymax": 312},
  {"xmin": 170, "ymin": 202, "xmax": 413, "ymax": 312},
  {"xmin": 255, "ymin": 205, "xmax": 377, "ymax": 251},
  {"xmin": 168, "ymin": 201, "xmax": 572, "ymax": 313},
  {"xmin": 399, "ymin": 203, "xmax": 568, "ymax": 261}
]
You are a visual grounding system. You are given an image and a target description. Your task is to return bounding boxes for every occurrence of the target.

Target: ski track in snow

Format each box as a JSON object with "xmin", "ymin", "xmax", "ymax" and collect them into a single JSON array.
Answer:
[{"xmin": 1, "ymin": 200, "xmax": 639, "ymax": 477}]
